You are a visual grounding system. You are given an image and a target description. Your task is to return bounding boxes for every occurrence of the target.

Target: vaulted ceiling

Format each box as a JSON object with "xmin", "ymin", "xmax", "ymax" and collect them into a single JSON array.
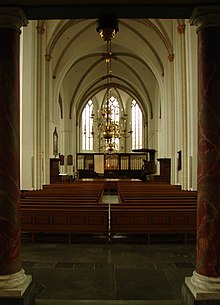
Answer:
[
  {"xmin": 11, "ymin": 1, "xmax": 202, "ymax": 122},
  {"xmin": 47, "ymin": 18, "xmax": 176, "ymax": 121}
]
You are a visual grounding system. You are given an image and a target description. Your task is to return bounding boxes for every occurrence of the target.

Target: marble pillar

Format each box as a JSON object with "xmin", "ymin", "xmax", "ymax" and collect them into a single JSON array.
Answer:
[
  {"xmin": 183, "ymin": 6, "xmax": 220, "ymax": 304},
  {"xmin": 0, "ymin": 7, "xmax": 34, "ymax": 304}
]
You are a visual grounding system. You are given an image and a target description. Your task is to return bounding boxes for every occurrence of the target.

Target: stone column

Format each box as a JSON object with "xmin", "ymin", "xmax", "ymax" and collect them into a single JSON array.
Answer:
[
  {"xmin": 183, "ymin": 6, "xmax": 220, "ymax": 304},
  {"xmin": 35, "ymin": 21, "xmax": 46, "ymax": 189},
  {"xmin": 0, "ymin": 7, "xmax": 34, "ymax": 304},
  {"xmin": 177, "ymin": 21, "xmax": 189, "ymax": 190},
  {"xmin": 45, "ymin": 53, "xmax": 52, "ymax": 185}
]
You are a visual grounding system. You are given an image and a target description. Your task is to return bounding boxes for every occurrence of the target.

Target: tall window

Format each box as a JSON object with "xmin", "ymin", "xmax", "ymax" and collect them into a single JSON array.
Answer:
[
  {"xmin": 82, "ymin": 100, "xmax": 93, "ymax": 151},
  {"xmin": 131, "ymin": 100, "xmax": 143, "ymax": 150},
  {"xmin": 109, "ymin": 96, "xmax": 120, "ymax": 122},
  {"xmin": 108, "ymin": 96, "xmax": 120, "ymax": 151}
]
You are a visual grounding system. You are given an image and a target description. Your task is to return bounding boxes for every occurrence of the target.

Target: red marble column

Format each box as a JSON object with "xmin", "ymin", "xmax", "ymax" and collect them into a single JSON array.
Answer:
[
  {"xmin": 0, "ymin": 27, "xmax": 22, "ymax": 276},
  {"xmin": 0, "ymin": 8, "xmax": 28, "ymax": 286},
  {"xmin": 196, "ymin": 25, "xmax": 220, "ymax": 278},
  {"xmin": 182, "ymin": 8, "xmax": 220, "ymax": 304},
  {"xmin": 186, "ymin": 9, "xmax": 220, "ymax": 298}
]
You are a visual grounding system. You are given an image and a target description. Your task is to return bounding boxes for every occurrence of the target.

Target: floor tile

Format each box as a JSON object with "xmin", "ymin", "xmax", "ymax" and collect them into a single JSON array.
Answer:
[
  {"xmin": 54, "ymin": 262, "xmax": 75, "ymax": 268},
  {"xmin": 22, "ymin": 242, "xmax": 195, "ymax": 301},
  {"xmin": 174, "ymin": 262, "xmax": 195, "ymax": 269},
  {"xmin": 115, "ymin": 269, "xmax": 177, "ymax": 300}
]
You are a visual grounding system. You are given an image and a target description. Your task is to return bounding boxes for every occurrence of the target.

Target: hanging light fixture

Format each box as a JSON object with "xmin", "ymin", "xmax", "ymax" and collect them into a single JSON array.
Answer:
[
  {"xmin": 91, "ymin": 16, "xmax": 132, "ymax": 153},
  {"xmin": 96, "ymin": 15, "xmax": 119, "ymax": 42}
]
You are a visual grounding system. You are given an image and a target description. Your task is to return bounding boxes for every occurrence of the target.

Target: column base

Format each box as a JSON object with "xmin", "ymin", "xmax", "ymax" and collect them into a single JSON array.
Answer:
[
  {"xmin": 182, "ymin": 271, "xmax": 220, "ymax": 305},
  {"xmin": 0, "ymin": 274, "xmax": 36, "ymax": 305}
]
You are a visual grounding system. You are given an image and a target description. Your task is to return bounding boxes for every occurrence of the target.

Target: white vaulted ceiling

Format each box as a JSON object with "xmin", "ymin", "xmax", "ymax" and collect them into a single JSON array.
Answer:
[{"xmin": 47, "ymin": 18, "xmax": 174, "ymax": 121}]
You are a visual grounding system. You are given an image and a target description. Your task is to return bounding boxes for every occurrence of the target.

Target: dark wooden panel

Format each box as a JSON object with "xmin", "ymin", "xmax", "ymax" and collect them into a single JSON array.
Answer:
[
  {"xmin": 88, "ymin": 215, "xmax": 106, "ymax": 226},
  {"xmin": 133, "ymin": 216, "xmax": 149, "ymax": 225},
  {"xmin": 52, "ymin": 215, "xmax": 68, "ymax": 225},
  {"xmin": 187, "ymin": 215, "xmax": 197, "ymax": 225},
  {"xmin": 113, "ymin": 216, "xmax": 131, "ymax": 225},
  {"xmin": 35, "ymin": 215, "xmax": 50, "ymax": 225},
  {"xmin": 70, "ymin": 216, "xmax": 87, "ymax": 225},
  {"xmin": 151, "ymin": 216, "xmax": 168, "ymax": 225},
  {"xmin": 21, "ymin": 215, "xmax": 32, "ymax": 224},
  {"xmin": 169, "ymin": 216, "xmax": 185, "ymax": 225}
]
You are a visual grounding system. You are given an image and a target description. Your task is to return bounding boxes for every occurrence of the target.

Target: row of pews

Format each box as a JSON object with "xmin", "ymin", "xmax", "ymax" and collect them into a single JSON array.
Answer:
[
  {"xmin": 112, "ymin": 181, "xmax": 197, "ymax": 243},
  {"xmin": 20, "ymin": 181, "xmax": 107, "ymax": 243},
  {"xmin": 20, "ymin": 180, "xmax": 197, "ymax": 243}
]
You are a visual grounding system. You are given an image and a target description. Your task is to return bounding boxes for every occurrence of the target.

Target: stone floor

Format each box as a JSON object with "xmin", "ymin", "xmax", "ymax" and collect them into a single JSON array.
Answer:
[{"xmin": 22, "ymin": 239, "xmax": 196, "ymax": 305}]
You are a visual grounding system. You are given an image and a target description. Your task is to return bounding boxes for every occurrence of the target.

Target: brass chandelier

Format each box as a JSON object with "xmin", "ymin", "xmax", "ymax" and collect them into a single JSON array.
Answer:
[{"xmin": 91, "ymin": 16, "xmax": 132, "ymax": 153}]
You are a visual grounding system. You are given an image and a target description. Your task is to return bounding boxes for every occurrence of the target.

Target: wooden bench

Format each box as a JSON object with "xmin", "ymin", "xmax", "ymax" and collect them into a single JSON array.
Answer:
[
  {"xmin": 110, "ymin": 204, "xmax": 196, "ymax": 243},
  {"xmin": 119, "ymin": 197, "xmax": 197, "ymax": 204},
  {"xmin": 21, "ymin": 201, "xmax": 196, "ymax": 244},
  {"xmin": 21, "ymin": 186, "xmax": 104, "ymax": 203},
  {"xmin": 117, "ymin": 182, "xmax": 197, "ymax": 204},
  {"xmin": 113, "ymin": 179, "xmax": 197, "ymax": 243},
  {"xmin": 21, "ymin": 204, "xmax": 109, "ymax": 243},
  {"xmin": 21, "ymin": 196, "xmax": 100, "ymax": 203},
  {"xmin": 20, "ymin": 180, "xmax": 197, "ymax": 244},
  {"xmin": 22, "ymin": 189, "xmax": 103, "ymax": 196},
  {"xmin": 119, "ymin": 196, "xmax": 197, "ymax": 206}
]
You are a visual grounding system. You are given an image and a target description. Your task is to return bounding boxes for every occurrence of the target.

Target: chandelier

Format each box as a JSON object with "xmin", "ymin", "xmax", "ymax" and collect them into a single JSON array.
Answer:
[{"xmin": 91, "ymin": 16, "xmax": 132, "ymax": 153}]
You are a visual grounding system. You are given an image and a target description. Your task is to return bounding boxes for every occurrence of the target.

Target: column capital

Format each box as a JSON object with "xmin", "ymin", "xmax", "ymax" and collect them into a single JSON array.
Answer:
[
  {"xmin": 177, "ymin": 24, "xmax": 186, "ymax": 35},
  {"xmin": 168, "ymin": 53, "xmax": 174, "ymax": 62},
  {"xmin": 45, "ymin": 54, "xmax": 52, "ymax": 61},
  {"xmin": 190, "ymin": 6, "xmax": 220, "ymax": 32},
  {"xmin": 0, "ymin": 7, "xmax": 28, "ymax": 32}
]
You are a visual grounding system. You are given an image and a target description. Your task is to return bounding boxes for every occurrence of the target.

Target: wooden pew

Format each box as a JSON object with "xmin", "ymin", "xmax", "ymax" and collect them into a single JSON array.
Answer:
[
  {"xmin": 117, "ymin": 181, "xmax": 197, "ymax": 204},
  {"xmin": 118, "ymin": 196, "xmax": 197, "ymax": 206},
  {"xmin": 21, "ymin": 204, "xmax": 109, "ymax": 243},
  {"xmin": 110, "ymin": 204, "xmax": 196, "ymax": 243},
  {"xmin": 21, "ymin": 180, "xmax": 197, "ymax": 244},
  {"xmin": 21, "ymin": 197, "xmax": 100, "ymax": 204},
  {"xmin": 119, "ymin": 196, "xmax": 197, "ymax": 204},
  {"xmin": 21, "ymin": 183, "xmax": 104, "ymax": 203},
  {"xmin": 21, "ymin": 181, "xmax": 107, "ymax": 242},
  {"xmin": 113, "ymin": 181, "xmax": 197, "ymax": 243}
]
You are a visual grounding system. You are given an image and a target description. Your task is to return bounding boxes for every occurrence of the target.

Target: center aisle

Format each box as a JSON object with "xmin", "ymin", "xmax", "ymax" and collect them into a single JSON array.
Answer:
[{"xmin": 102, "ymin": 195, "xmax": 120, "ymax": 204}]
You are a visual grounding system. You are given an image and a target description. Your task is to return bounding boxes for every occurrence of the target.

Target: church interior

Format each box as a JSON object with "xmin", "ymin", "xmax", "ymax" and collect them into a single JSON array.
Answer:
[
  {"xmin": 20, "ymin": 12, "xmax": 198, "ymax": 303},
  {"xmin": 1, "ymin": 1, "xmax": 220, "ymax": 305},
  {"xmin": 20, "ymin": 14, "xmax": 198, "ymax": 191}
]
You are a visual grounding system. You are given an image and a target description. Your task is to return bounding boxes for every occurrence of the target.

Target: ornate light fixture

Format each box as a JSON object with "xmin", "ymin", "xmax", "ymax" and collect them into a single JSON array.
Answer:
[
  {"xmin": 96, "ymin": 15, "xmax": 119, "ymax": 41},
  {"xmin": 91, "ymin": 16, "xmax": 132, "ymax": 153}
]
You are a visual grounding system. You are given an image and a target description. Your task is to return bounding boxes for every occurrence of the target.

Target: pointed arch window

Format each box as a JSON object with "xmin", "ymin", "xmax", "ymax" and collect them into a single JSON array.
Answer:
[
  {"xmin": 82, "ymin": 100, "xmax": 93, "ymax": 151},
  {"xmin": 131, "ymin": 100, "xmax": 143, "ymax": 150},
  {"xmin": 109, "ymin": 96, "xmax": 120, "ymax": 122},
  {"xmin": 107, "ymin": 96, "xmax": 120, "ymax": 151}
]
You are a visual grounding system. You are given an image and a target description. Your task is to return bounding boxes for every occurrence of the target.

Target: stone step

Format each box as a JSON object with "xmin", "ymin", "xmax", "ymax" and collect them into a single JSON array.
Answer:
[{"xmin": 36, "ymin": 299, "xmax": 182, "ymax": 305}]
